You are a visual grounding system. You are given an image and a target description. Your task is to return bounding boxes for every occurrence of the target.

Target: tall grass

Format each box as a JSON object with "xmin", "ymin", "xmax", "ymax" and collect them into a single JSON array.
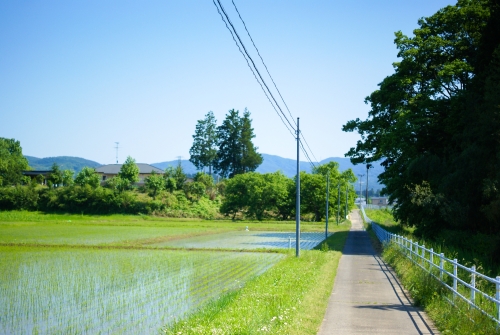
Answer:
[{"xmin": 383, "ymin": 244, "xmax": 499, "ymax": 334}]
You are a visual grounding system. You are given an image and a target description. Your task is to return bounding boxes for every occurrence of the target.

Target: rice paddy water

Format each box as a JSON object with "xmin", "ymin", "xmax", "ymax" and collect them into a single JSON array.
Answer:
[{"xmin": 0, "ymin": 246, "xmax": 283, "ymax": 334}]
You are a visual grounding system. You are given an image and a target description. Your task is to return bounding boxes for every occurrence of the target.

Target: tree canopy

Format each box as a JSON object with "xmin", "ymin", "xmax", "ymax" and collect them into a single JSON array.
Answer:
[
  {"xmin": 343, "ymin": 0, "xmax": 500, "ymax": 247},
  {"xmin": 189, "ymin": 111, "xmax": 218, "ymax": 175},
  {"xmin": 0, "ymin": 138, "xmax": 29, "ymax": 186},
  {"xmin": 118, "ymin": 156, "xmax": 139, "ymax": 187},
  {"xmin": 214, "ymin": 109, "xmax": 262, "ymax": 178}
]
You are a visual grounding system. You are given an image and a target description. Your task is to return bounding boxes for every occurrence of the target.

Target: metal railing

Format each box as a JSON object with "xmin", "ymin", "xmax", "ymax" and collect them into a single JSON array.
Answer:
[{"xmin": 360, "ymin": 205, "xmax": 500, "ymax": 325}]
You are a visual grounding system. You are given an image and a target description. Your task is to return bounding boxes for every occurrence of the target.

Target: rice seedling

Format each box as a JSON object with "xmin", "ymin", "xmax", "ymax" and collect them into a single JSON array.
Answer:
[{"xmin": 0, "ymin": 246, "xmax": 282, "ymax": 334}]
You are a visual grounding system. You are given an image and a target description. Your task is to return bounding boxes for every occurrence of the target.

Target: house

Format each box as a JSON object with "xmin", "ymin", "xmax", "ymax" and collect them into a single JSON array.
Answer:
[
  {"xmin": 95, "ymin": 164, "xmax": 164, "ymax": 185},
  {"xmin": 370, "ymin": 197, "xmax": 388, "ymax": 206}
]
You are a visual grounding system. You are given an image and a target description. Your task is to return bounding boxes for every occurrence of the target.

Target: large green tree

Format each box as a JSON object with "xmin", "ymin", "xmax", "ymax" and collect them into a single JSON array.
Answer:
[
  {"xmin": 214, "ymin": 109, "xmax": 262, "ymax": 178},
  {"xmin": 118, "ymin": 156, "xmax": 139, "ymax": 187},
  {"xmin": 0, "ymin": 138, "xmax": 29, "ymax": 186},
  {"xmin": 343, "ymin": 0, "xmax": 493, "ymax": 236},
  {"xmin": 220, "ymin": 171, "xmax": 290, "ymax": 220},
  {"xmin": 189, "ymin": 111, "xmax": 218, "ymax": 175},
  {"xmin": 75, "ymin": 167, "xmax": 100, "ymax": 188}
]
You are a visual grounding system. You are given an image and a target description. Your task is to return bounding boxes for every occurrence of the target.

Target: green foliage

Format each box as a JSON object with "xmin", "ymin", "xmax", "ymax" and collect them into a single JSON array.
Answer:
[
  {"xmin": 0, "ymin": 185, "xmax": 39, "ymax": 210},
  {"xmin": 144, "ymin": 171, "xmax": 165, "ymax": 199},
  {"xmin": 189, "ymin": 111, "xmax": 218, "ymax": 175},
  {"xmin": 183, "ymin": 181, "xmax": 206, "ymax": 201},
  {"xmin": 220, "ymin": 172, "xmax": 289, "ymax": 220},
  {"xmin": 47, "ymin": 163, "xmax": 63, "ymax": 188},
  {"xmin": 342, "ymin": 0, "xmax": 500, "ymax": 255},
  {"xmin": 194, "ymin": 172, "xmax": 214, "ymax": 189},
  {"xmin": 75, "ymin": 167, "xmax": 100, "ymax": 188},
  {"xmin": 0, "ymin": 138, "xmax": 29, "ymax": 186},
  {"xmin": 214, "ymin": 109, "xmax": 262, "ymax": 178},
  {"xmin": 105, "ymin": 176, "xmax": 131, "ymax": 193},
  {"xmin": 61, "ymin": 169, "xmax": 74, "ymax": 187},
  {"xmin": 118, "ymin": 156, "xmax": 139, "ymax": 186}
]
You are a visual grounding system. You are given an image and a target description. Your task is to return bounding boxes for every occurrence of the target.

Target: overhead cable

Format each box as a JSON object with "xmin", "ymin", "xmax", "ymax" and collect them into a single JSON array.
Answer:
[
  {"xmin": 214, "ymin": 0, "xmax": 296, "ymax": 132},
  {"xmin": 231, "ymin": 0, "xmax": 296, "ymax": 127}
]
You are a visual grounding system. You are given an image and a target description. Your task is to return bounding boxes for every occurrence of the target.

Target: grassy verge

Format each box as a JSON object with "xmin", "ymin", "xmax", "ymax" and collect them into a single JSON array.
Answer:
[
  {"xmin": 162, "ymin": 224, "xmax": 350, "ymax": 334},
  {"xmin": 364, "ymin": 208, "xmax": 500, "ymax": 334},
  {"xmin": 383, "ymin": 244, "xmax": 499, "ymax": 335}
]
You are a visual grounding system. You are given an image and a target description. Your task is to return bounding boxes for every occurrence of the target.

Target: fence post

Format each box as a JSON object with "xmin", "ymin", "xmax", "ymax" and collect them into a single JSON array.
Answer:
[
  {"xmin": 422, "ymin": 245, "xmax": 425, "ymax": 266},
  {"xmin": 410, "ymin": 240, "xmax": 413, "ymax": 261},
  {"xmin": 453, "ymin": 259, "xmax": 458, "ymax": 300},
  {"xmin": 496, "ymin": 276, "xmax": 500, "ymax": 322},
  {"xmin": 440, "ymin": 253, "xmax": 444, "ymax": 280},
  {"xmin": 471, "ymin": 265, "xmax": 476, "ymax": 304},
  {"xmin": 430, "ymin": 248, "xmax": 434, "ymax": 270}
]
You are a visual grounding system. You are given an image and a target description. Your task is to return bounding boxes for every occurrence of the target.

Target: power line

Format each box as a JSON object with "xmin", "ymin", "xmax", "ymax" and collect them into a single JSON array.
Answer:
[
  {"xmin": 213, "ymin": 0, "xmax": 321, "ymax": 164},
  {"xmin": 212, "ymin": 0, "xmax": 295, "ymax": 138},
  {"xmin": 213, "ymin": 0, "xmax": 296, "ymax": 132},
  {"xmin": 229, "ymin": 0, "xmax": 320, "ymax": 164},
  {"xmin": 231, "ymin": 0, "xmax": 296, "ymax": 127},
  {"xmin": 299, "ymin": 131, "xmax": 319, "ymax": 163},
  {"xmin": 299, "ymin": 140, "xmax": 316, "ymax": 170}
]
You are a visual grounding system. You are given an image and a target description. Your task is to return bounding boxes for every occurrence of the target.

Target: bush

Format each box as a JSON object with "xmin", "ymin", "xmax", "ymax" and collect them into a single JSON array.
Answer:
[{"xmin": 0, "ymin": 185, "xmax": 39, "ymax": 210}]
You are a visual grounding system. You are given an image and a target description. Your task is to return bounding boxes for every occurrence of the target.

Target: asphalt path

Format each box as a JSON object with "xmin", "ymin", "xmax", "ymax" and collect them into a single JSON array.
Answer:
[{"xmin": 317, "ymin": 210, "xmax": 439, "ymax": 335}]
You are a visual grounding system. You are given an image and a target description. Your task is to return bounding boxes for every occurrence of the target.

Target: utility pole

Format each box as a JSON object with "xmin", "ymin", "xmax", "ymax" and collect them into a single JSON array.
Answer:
[
  {"xmin": 325, "ymin": 171, "xmax": 329, "ymax": 239},
  {"xmin": 296, "ymin": 118, "xmax": 300, "ymax": 257},
  {"xmin": 114, "ymin": 142, "xmax": 119, "ymax": 164},
  {"xmin": 345, "ymin": 184, "xmax": 348, "ymax": 219},
  {"xmin": 337, "ymin": 183, "xmax": 340, "ymax": 225},
  {"xmin": 366, "ymin": 164, "xmax": 373, "ymax": 206},
  {"xmin": 357, "ymin": 174, "xmax": 365, "ymax": 205}
]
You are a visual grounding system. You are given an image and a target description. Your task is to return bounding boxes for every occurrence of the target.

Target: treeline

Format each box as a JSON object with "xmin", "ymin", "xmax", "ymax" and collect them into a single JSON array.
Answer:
[
  {"xmin": 221, "ymin": 163, "xmax": 357, "ymax": 221},
  {"xmin": 0, "ymin": 137, "xmax": 357, "ymax": 220},
  {"xmin": 343, "ymin": 0, "xmax": 500, "ymax": 263},
  {"xmin": 0, "ymin": 155, "xmax": 222, "ymax": 219}
]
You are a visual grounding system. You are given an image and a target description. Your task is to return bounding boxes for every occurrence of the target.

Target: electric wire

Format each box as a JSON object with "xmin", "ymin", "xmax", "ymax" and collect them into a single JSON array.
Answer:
[
  {"xmin": 214, "ymin": 0, "xmax": 320, "ymax": 165},
  {"xmin": 299, "ymin": 131, "xmax": 319, "ymax": 163},
  {"xmin": 214, "ymin": 0, "xmax": 296, "ymax": 132},
  {"xmin": 231, "ymin": 0, "xmax": 296, "ymax": 127},
  {"xmin": 212, "ymin": 0, "xmax": 296, "ymax": 138},
  {"xmin": 299, "ymin": 140, "xmax": 316, "ymax": 169},
  {"xmin": 230, "ymin": 0, "xmax": 320, "ymax": 164}
]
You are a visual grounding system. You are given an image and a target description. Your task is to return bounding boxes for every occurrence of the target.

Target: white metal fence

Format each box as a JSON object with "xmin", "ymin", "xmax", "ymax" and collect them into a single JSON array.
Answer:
[{"xmin": 360, "ymin": 205, "xmax": 500, "ymax": 325}]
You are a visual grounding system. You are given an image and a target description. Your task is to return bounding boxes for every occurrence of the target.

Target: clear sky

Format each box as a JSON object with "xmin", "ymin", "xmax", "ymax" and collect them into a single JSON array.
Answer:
[{"xmin": 0, "ymin": 0, "xmax": 456, "ymax": 165}]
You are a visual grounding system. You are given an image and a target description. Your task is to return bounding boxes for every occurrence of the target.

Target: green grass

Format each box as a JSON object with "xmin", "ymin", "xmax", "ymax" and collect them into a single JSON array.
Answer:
[
  {"xmin": 365, "ymin": 208, "xmax": 500, "ymax": 334},
  {"xmin": 162, "ymin": 225, "xmax": 350, "ymax": 334},
  {"xmin": 383, "ymin": 244, "xmax": 499, "ymax": 335}
]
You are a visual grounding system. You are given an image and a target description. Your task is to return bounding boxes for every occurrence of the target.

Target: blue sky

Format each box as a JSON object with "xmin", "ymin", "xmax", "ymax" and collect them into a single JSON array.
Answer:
[{"xmin": 0, "ymin": 0, "xmax": 456, "ymax": 165}]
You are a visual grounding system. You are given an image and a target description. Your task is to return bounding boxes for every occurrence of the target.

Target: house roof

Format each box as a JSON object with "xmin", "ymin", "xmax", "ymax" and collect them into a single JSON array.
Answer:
[
  {"xmin": 22, "ymin": 170, "xmax": 52, "ymax": 176},
  {"xmin": 95, "ymin": 164, "xmax": 164, "ymax": 174}
]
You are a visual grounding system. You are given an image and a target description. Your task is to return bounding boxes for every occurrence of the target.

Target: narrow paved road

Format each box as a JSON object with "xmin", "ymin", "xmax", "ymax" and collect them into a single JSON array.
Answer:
[{"xmin": 317, "ymin": 210, "xmax": 439, "ymax": 335}]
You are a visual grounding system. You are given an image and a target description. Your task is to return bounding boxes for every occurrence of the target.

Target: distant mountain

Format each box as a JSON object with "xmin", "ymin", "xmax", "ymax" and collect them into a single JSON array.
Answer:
[
  {"xmin": 25, "ymin": 156, "xmax": 101, "ymax": 174},
  {"xmin": 152, "ymin": 153, "xmax": 385, "ymax": 191},
  {"xmin": 25, "ymin": 154, "xmax": 384, "ymax": 190}
]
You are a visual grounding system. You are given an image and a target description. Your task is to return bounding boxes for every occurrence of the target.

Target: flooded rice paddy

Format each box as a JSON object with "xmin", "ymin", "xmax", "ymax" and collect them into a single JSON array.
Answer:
[
  {"xmin": 0, "ymin": 247, "xmax": 282, "ymax": 334},
  {"xmin": 153, "ymin": 231, "xmax": 332, "ymax": 250},
  {"xmin": 1, "ymin": 229, "xmax": 329, "ymax": 334}
]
